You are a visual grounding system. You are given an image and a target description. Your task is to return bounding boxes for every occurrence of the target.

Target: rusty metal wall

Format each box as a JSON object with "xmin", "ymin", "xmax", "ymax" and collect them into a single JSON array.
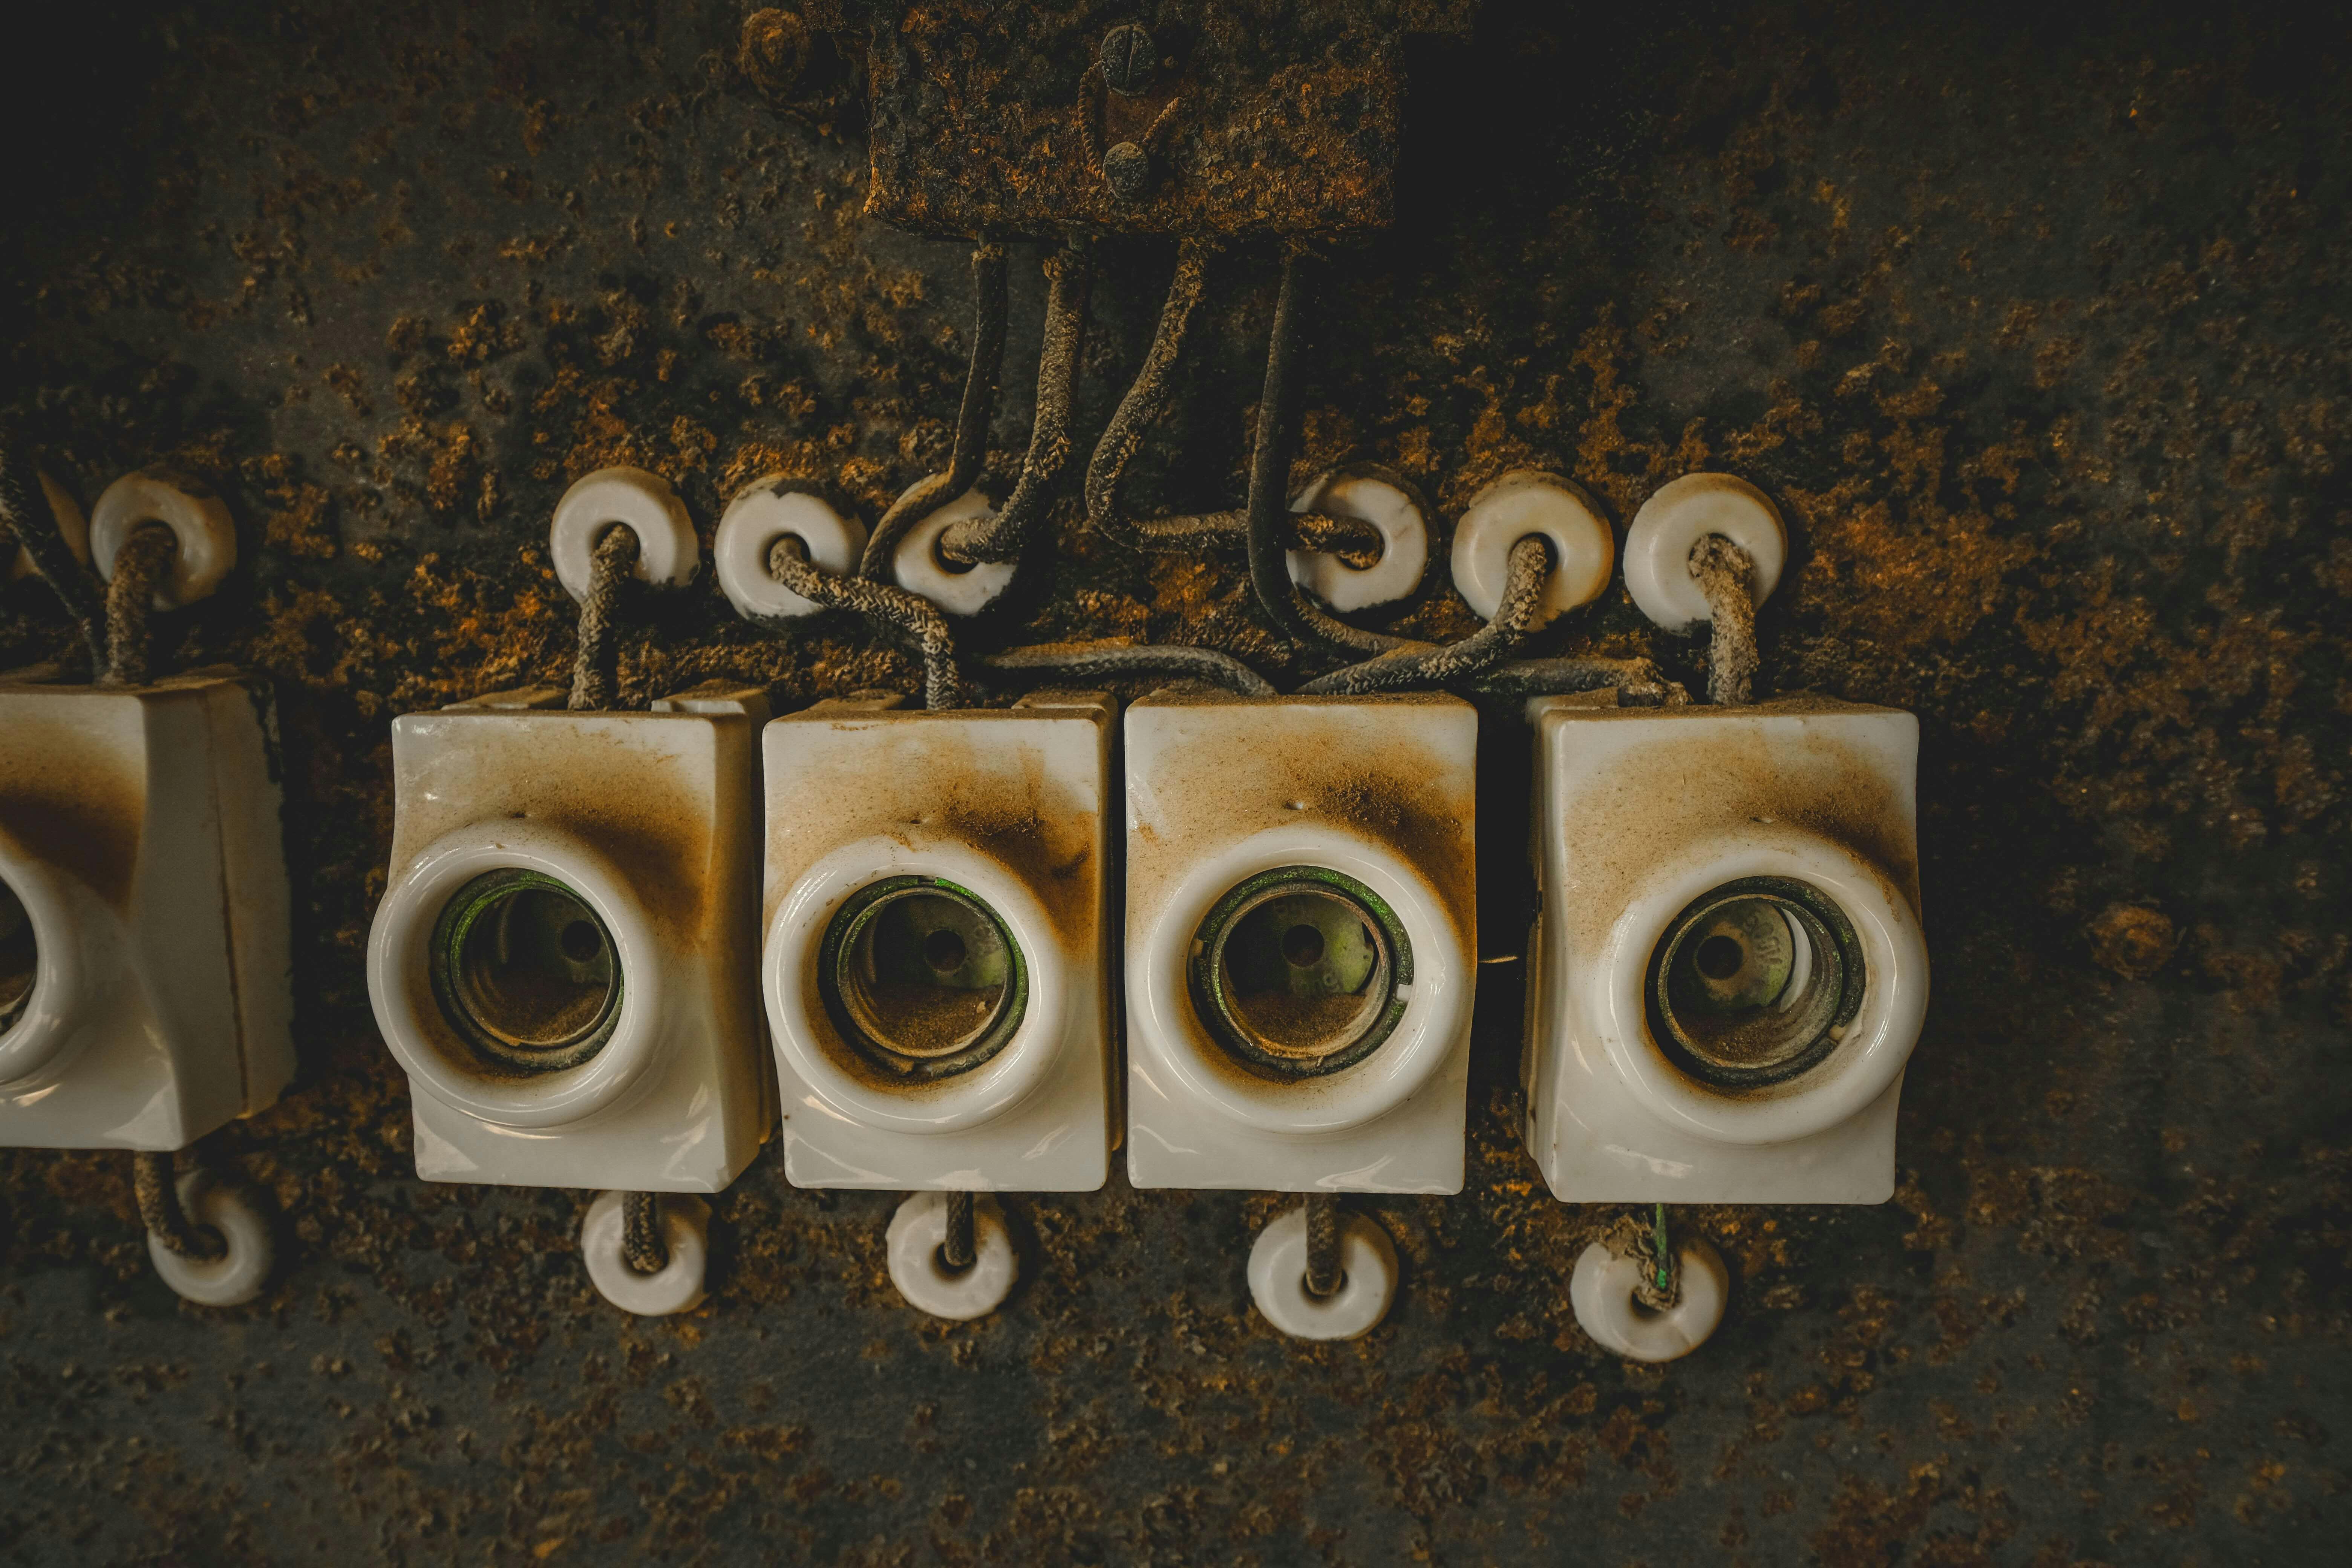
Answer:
[{"xmin": 2, "ymin": 1, "xmax": 2346, "ymax": 1562}]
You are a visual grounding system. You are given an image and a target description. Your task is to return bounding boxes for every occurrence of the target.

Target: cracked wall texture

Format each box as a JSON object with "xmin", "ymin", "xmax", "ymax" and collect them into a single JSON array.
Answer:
[{"xmin": 0, "ymin": 0, "xmax": 2346, "ymax": 1563}]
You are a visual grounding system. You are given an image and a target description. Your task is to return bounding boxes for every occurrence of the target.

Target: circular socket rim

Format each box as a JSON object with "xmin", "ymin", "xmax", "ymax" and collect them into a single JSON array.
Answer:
[
  {"xmin": 1133, "ymin": 822, "xmax": 1471, "ymax": 1136},
  {"xmin": 369, "ymin": 819, "xmax": 669, "ymax": 1130},
  {"xmin": 764, "ymin": 835, "xmax": 1069, "ymax": 1136},
  {"xmin": 1591, "ymin": 825, "xmax": 1927, "ymax": 1145},
  {"xmin": 0, "ymin": 828, "xmax": 112, "ymax": 1089}
]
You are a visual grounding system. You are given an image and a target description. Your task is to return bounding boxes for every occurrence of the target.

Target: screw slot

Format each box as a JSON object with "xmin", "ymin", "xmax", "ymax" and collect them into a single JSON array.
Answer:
[{"xmin": 1099, "ymin": 22, "xmax": 1156, "ymax": 96}]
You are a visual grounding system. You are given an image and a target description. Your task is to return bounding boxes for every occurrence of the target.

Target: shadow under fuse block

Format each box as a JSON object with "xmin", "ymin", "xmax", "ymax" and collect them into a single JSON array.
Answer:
[
  {"xmin": 366, "ymin": 685, "xmax": 774, "ymax": 1192},
  {"xmin": 0, "ymin": 667, "xmax": 295, "ymax": 1149},
  {"xmin": 1520, "ymin": 695, "xmax": 1928, "ymax": 1205}
]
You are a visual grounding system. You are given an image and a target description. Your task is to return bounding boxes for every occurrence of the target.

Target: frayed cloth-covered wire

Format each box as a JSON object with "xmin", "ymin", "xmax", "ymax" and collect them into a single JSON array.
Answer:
[
  {"xmin": 770, "ymin": 536, "xmax": 965, "ymax": 710},
  {"xmin": 1083, "ymin": 239, "xmax": 1380, "ymax": 565},
  {"xmin": 568, "ymin": 523, "xmax": 639, "ymax": 711},
  {"xmin": 100, "ymin": 524, "xmax": 178, "ymax": 687},
  {"xmin": 1296, "ymin": 534, "xmax": 1551, "ymax": 695},
  {"xmin": 0, "ymin": 445, "xmax": 104, "ymax": 669},
  {"xmin": 622, "ymin": 1190, "xmax": 669, "ymax": 1275},
  {"xmin": 1304, "ymin": 1194, "xmax": 1343, "ymax": 1298},
  {"xmin": 1469, "ymin": 655, "xmax": 1680, "ymax": 703},
  {"xmin": 983, "ymin": 639, "xmax": 1275, "ymax": 696},
  {"xmin": 943, "ymin": 1191, "xmax": 976, "ymax": 1271},
  {"xmin": 937, "ymin": 238, "xmax": 1093, "ymax": 567},
  {"xmin": 1689, "ymin": 533, "xmax": 1759, "ymax": 706},
  {"xmin": 859, "ymin": 243, "xmax": 1010, "ymax": 580},
  {"xmin": 135, "ymin": 1151, "xmax": 224, "ymax": 1262}
]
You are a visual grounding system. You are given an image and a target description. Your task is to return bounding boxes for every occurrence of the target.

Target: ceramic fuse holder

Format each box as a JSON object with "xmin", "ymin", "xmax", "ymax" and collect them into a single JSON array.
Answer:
[
  {"xmin": 366, "ymin": 688, "xmax": 773, "ymax": 1192},
  {"xmin": 0, "ymin": 667, "xmax": 295, "ymax": 1149},
  {"xmin": 1124, "ymin": 692, "xmax": 1479, "ymax": 1192},
  {"xmin": 1520, "ymin": 695, "xmax": 1928, "ymax": 1203},
  {"xmin": 761, "ymin": 692, "xmax": 1115, "ymax": 1190}
]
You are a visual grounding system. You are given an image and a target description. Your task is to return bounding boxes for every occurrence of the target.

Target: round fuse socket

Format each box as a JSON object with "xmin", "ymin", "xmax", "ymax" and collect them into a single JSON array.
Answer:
[
  {"xmin": 714, "ymin": 477, "xmax": 866, "ymax": 622},
  {"xmin": 1623, "ymin": 472, "xmax": 1787, "ymax": 631},
  {"xmin": 1188, "ymin": 866, "xmax": 1414, "ymax": 1080},
  {"xmin": 1449, "ymin": 470, "xmax": 1614, "ymax": 626},
  {"xmin": 92, "ymin": 470, "xmax": 238, "ymax": 609},
  {"xmin": 819, "ymin": 874, "xmax": 1030, "ymax": 1083},
  {"xmin": 550, "ymin": 467, "xmax": 700, "ymax": 602}
]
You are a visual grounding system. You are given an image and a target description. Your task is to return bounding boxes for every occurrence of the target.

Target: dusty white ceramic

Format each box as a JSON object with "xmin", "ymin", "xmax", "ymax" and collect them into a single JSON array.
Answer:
[
  {"xmin": 886, "ymin": 1191, "xmax": 1018, "ymax": 1320},
  {"xmin": 90, "ymin": 470, "xmax": 238, "ymax": 609},
  {"xmin": 549, "ymin": 467, "xmax": 699, "ymax": 600},
  {"xmin": 1570, "ymin": 1237, "xmax": 1727, "ymax": 1362},
  {"xmin": 1448, "ymin": 470, "xmax": 1614, "ymax": 626},
  {"xmin": 761, "ymin": 693, "xmax": 1114, "ymax": 1190},
  {"xmin": 367, "ymin": 699, "xmax": 772, "ymax": 1191},
  {"xmin": 145, "ymin": 1169, "xmax": 276, "ymax": 1308},
  {"xmin": 888, "ymin": 485, "xmax": 1017, "ymax": 616},
  {"xmin": 580, "ymin": 1190, "xmax": 709, "ymax": 1316},
  {"xmin": 1124, "ymin": 692, "xmax": 1479, "ymax": 1193},
  {"xmin": 1519, "ymin": 696, "xmax": 1926, "ymax": 1202},
  {"xmin": 713, "ymin": 478, "xmax": 866, "ymax": 621},
  {"xmin": 0, "ymin": 670, "xmax": 294, "ymax": 1149},
  {"xmin": 1246, "ymin": 1207, "xmax": 1399, "ymax": 1341},
  {"xmin": 8, "ymin": 473, "xmax": 90, "ymax": 582},
  {"xmin": 1623, "ymin": 472, "xmax": 1786, "ymax": 631},
  {"xmin": 1286, "ymin": 470, "xmax": 1427, "ymax": 611}
]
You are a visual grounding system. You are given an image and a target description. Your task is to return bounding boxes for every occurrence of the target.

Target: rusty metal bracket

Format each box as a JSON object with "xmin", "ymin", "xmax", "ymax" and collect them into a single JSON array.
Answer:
[{"xmin": 799, "ymin": 2, "xmax": 1476, "ymax": 239}]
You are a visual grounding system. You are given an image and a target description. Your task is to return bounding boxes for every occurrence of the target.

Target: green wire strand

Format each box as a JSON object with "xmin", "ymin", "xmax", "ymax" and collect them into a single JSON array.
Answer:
[{"xmin": 1653, "ymin": 1202, "xmax": 1670, "ymax": 1292}]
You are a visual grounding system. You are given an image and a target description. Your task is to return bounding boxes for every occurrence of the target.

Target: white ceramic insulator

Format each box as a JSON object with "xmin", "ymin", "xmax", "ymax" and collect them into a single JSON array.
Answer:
[
  {"xmin": 91, "ymin": 471, "xmax": 238, "ymax": 609},
  {"xmin": 1449, "ymin": 470, "xmax": 1614, "ymax": 627},
  {"xmin": 889, "ymin": 484, "xmax": 1014, "ymax": 617},
  {"xmin": 887, "ymin": 1191, "xmax": 1018, "ymax": 1321},
  {"xmin": 580, "ymin": 1190, "xmax": 709, "ymax": 1316},
  {"xmin": 1247, "ymin": 1206, "xmax": 1399, "ymax": 1341},
  {"xmin": 1623, "ymin": 472, "xmax": 1787, "ymax": 631},
  {"xmin": 713, "ymin": 477, "xmax": 865, "ymax": 622},
  {"xmin": 1286, "ymin": 471, "xmax": 1428, "ymax": 612},
  {"xmin": 145, "ymin": 1170, "xmax": 275, "ymax": 1308},
  {"xmin": 1571, "ymin": 1236, "xmax": 1728, "ymax": 1362},
  {"xmin": 8, "ymin": 473, "xmax": 90, "ymax": 582},
  {"xmin": 550, "ymin": 467, "xmax": 700, "ymax": 602}
]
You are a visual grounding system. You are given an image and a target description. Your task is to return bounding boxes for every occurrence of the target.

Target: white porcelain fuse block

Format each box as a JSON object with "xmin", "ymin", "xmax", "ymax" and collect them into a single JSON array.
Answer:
[
  {"xmin": 1124, "ymin": 692, "xmax": 1479, "ymax": 1193},
  {"xmin": 1521, "ymin": 695, "xmax": 1928, "ymax": 1204},
  {"xmin": 367, "ymin": 697, "xmax": 772, "ymax": 1191},
  {"xmin": 761, "ymin": 692, "xmax": 1115, "ymax": 1190},
  {"xmin": 0, "ymin": 668, "xmax": 295, "ymax": 1149}
]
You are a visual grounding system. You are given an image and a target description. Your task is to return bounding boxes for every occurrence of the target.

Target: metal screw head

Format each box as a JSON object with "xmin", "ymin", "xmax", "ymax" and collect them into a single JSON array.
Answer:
[
  {"xmin": 740, "ymin": 9, "xmax": 811, "ymax": 95},
  {"xmin": 1103, "ymin": 141, "xmax": 1151, "ymax": 202},
  {"xmin": 1100, "ymin": 23, "xmax": 1156, "ymax": 96}
]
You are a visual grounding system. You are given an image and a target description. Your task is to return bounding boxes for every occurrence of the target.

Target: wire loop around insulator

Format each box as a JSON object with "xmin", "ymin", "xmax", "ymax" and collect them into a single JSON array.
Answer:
[
  {"xmin": 1689, "ymin": 534, "xmax": 1760, "ymax": 706},
  {"xmin": 770, "ymin": 536, "xmax": 965, "ymax": 710},
  {"xmin": 100, "ymin": 524, "xmax": 178, "ymax": 687},
  {"xmin": 860, "ymin": 243, "xmax": 1010, "ymax": 581},
  {"xmin": 1295, "ymin": 533, "xmax": 1553, "ymax": 695},
  {"xmin": 568, "ymin": 523, "xmax": 640, "ymax": 711}
]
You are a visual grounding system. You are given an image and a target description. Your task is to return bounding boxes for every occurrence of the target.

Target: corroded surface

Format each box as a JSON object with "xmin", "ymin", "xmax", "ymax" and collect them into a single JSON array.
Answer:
[{"xmin": 1, "ymin": 1, "xmax": 2348, "ymax": 1562}]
